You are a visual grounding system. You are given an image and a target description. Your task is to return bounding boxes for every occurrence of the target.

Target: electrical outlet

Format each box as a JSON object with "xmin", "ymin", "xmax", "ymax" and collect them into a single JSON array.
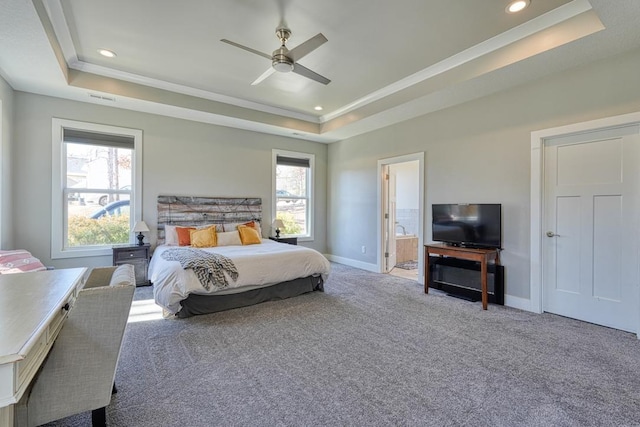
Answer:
[{"xmin": 361, "ymin": 246, "xmax": 366, "ymax": 254}]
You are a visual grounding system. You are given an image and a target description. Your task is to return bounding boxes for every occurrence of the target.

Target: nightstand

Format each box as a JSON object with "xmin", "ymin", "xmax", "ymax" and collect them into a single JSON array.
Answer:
[
  {"xmin": 112, "ymin": 244, "xmax": 150, "ymax": 286},
  {"xmin": 268, "ymin": 236, "xmax": 298, "ymax": 245}
]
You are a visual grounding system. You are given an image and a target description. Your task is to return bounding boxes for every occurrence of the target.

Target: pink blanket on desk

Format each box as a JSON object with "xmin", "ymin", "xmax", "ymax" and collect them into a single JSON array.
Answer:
[{"xmin": 0, "ymin": 250, "xmax": 46, "ymax": 274}]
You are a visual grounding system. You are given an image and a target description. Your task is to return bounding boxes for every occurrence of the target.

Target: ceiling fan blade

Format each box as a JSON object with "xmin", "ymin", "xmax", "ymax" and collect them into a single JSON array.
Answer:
[
  {"xmin": 220, "ymin": 39, "xmax": 272, "ymax": 61},
  {"xmin": 288, "ymin": 33, "xmax": 328, "ymax": 62},
  {"xmin": 292, "ymin": 63, "xmax": 330, "ymax": 85},
  {"xmin": 251, "ymin": 68, "xmax": 276, "ymax": 85}
]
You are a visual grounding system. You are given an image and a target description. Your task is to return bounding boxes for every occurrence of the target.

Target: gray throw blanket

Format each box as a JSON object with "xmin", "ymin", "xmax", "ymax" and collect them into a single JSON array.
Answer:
[{"xmin": 161, "ymin": 248, "xmax": 238, "ymax": 291}]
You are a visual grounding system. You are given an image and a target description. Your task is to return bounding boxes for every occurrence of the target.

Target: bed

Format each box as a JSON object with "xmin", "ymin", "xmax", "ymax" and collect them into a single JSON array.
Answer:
[{"xmin": 150, "ymin": 196, "xmax": 330, "ymax": 318}]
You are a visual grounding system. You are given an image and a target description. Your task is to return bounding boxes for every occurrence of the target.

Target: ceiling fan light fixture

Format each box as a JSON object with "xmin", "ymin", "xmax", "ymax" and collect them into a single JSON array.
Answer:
[
  {"xmin": 506, "ymin": 0, "xmax": 530, "ymax": 13},
  {"xmin": 273, "ymin": 61, "xmax": 294, "ymax": 72},
  {"xmin": 272, "ymin": 51, "xmax": 294, "ymax": 72},
  {"xmin": 221, "ymin": 26, "xmax": 329, "ymax": 84}
]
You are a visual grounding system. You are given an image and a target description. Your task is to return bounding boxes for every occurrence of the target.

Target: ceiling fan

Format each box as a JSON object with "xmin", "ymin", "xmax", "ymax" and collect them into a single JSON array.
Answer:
[{"xmin": 221, "ymin": 27, "xmax": 330, "ymax": 86}]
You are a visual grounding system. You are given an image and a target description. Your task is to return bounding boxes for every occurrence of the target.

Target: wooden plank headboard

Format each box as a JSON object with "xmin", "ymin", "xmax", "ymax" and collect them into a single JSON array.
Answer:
[{"xmin": 156, "ymin": 195, "xmax": 262, "ymax": 245}]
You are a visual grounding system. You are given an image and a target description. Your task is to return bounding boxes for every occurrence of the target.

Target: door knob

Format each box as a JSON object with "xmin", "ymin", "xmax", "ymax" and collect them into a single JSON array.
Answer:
[{"xmin": 546, "ymin": 231, "xmax": 559, "ymax": 237}]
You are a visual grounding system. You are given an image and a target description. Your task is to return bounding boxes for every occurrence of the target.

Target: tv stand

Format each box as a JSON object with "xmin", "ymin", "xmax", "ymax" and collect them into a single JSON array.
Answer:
[{"xmin": 424, "ymin": 243, "xmax": 501, "ymax": 310}]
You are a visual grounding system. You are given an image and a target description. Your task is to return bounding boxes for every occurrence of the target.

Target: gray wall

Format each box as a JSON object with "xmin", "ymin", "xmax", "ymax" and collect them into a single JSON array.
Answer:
[
  {"xmin": 7, "ymin": 47, "xmax": 640, "ymax": 298},
  {"xmin": 0, "ymin": 74, "xmax": 13, "ymax": 249},
  {"xmin": 327, "ymin": 47, "xmax": 640, "ymax": 301},
  {"xmin": 12, "ymin": 93, "xmax": 328, "ymax": 269}
]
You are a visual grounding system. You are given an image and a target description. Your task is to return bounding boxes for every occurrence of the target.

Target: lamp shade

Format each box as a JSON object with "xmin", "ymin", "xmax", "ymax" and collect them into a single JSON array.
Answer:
[
  {"xmin": 271, "ymin": 219, "xmax": 285, "ymax": 229},
  {"xmin": 132, "ymin": 221, "xmax": 150, "ymax": 233}
]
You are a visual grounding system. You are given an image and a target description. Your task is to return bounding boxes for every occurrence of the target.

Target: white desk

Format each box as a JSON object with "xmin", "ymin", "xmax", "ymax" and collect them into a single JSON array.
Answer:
[{"xmin": 0, "ymin": 268, "xmax": 86, "ymax": 426}]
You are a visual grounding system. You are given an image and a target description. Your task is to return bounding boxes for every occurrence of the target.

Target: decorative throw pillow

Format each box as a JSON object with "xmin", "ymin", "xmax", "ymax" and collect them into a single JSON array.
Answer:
[
  {"xmin": 222, "ymin": 222, "xmax": 239, "ymax": 232},
  {"xmin": 238, "ymin": 225, "xmax": 262, "ymax": 245},
  {"xmin": 176, "ymin": 227, "xmax": 196, "ymax": 246},
  {"xmin": 243, "ymin": 220, "xmax": 262, "ymax": 236},
  {"xmin": 190, "ymin": 226, "xmax": 217, "ymax": 248},
  {"xmin": 164, "ymin": 225, "xmax": 179, "ymax": 245},
  {"xmin": 217, "ymin": 231, "xmax": 242, "ymax": 246},
  {"xmin": 224, "ymin": 220, "xmax": 262, "ymax": 237},
  {"xmin": 197, "ymin": 223, "xmax": 223, "ymax": 232}
]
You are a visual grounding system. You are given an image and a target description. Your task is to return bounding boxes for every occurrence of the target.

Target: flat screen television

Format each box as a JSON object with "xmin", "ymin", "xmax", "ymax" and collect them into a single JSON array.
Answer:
[{"xmin": 432, "ymin": 203, "xmax": 502, "ymax": 249}]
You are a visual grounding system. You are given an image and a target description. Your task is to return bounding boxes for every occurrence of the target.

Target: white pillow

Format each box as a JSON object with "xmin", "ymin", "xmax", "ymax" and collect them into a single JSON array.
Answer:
[
  {"xmin": 164, "ymin": 224, "xmax": 223, "ymax": 245},
  {"xmin": 216, "ymin": 230, "xmax": 242, "ymax": 246},
  {"xmin": 223, "ymin": 222, "xmax": 239, "ymax": 232},
  {"xmin": 197, "ymin": 223, "xmax": 223, "ymax": 231},
  {"xmin": 253, "ymin": 221, "xmax": 262, "ymax": 237},
  {"xmin": 223, "ymin": 221, "xmax": 262, "ymax": 237},
  {"xmin": 164, "ymin": 225, "xmax": 179, "ymax": 246}
]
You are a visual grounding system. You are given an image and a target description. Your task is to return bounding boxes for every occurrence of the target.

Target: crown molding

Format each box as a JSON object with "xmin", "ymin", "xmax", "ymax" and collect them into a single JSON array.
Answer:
[
  {"xmin": 44, "ymin": 0, "xmax": 320, "ymax": 124},
  {"xmin": 68, "ymin": 60, "xmax": 321, "ymax": 123},
  {"xmin": 320, "ymin": 0, "xmax": 594, "ymax": 123}
]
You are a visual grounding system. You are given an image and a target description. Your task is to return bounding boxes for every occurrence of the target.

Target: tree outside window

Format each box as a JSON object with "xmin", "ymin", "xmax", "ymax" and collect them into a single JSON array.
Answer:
[
  {"xmin": 65, "ymin": 143, "xmax": 133, "ymax": 247},
  {"xmin": 273, "ymin": 151, "xmax": 314, "ymax": 239},
  {"xmin": 52, "ymin": 119, "xmax": 142, "ymax": 259}
]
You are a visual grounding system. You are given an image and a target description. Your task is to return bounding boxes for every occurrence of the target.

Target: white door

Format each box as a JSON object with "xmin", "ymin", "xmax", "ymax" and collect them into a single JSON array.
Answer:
[
  {"xmin": 388, "ymin": 171, "xmax": 397, "ymax": 271},
  {"xmin": 382, "ymin": 166, "xmax": 397, "ymax": 273},
  {"xmin": 543, "ymin": 126, "xmax": 640, "ymax": 332}
]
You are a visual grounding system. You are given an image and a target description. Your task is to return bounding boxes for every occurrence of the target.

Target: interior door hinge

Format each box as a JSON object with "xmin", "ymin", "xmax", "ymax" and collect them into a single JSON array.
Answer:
[
  {"xmin": 384, "ymin": 252, "xmax": 389, "ymax": 258},
  {"xmin": 384, "ymin": 213, "xmax": 389, "ymax": 219}
]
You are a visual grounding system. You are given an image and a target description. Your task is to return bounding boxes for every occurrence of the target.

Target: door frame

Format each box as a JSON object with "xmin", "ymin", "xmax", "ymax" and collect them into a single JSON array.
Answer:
[
  {"xmin": 530, "ymin": 111, "xmax": 640, "ymax": 337},
  {"xmin": 381, "ymin": 165, "xmax": 397, "ymax": 273},
  {"xmin": 377, "ymin": 152, "xmax": 425, "ymax": 282}
]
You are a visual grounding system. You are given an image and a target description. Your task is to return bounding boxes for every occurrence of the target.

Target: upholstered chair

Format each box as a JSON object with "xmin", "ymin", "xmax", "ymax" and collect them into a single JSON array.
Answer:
[{"xmin": 15, "ymin": 264, "xmax": 135, "ymax": 427}]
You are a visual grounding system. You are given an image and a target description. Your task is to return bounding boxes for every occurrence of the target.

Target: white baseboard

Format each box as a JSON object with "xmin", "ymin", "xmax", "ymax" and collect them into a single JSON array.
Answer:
[
  {"xmin": 324, "ymin": 254, "xmax": 379, "ymax": 273},
  {"xmin": 504, "ymin": 295, "xmax": 532, "ymax": 312}
]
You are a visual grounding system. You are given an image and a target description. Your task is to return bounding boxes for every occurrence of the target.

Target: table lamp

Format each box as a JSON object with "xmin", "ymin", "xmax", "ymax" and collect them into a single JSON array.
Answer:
[
  {"xmin": 272, "ymin": 219, "xmax": 285, "ymax": 239},
  {"xmin": 132, "ymin": 220, "xmax": 150, "ymax": 246}
]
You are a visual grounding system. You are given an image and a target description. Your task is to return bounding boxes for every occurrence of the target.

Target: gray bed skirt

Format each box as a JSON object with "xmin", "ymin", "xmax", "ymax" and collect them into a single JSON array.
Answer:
[{"xmin": 177, "ymin": 275, "xmax": 324, "ymax": 318}]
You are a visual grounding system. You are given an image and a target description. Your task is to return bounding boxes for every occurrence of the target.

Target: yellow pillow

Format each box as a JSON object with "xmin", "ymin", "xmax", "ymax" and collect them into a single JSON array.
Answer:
[
  {"xmin": 237, "ymin": 220, "xmax": 262, "ymax": 238},
  {"xmin": 238, "ymin": 225, "xmax": 261, "ymax": 245},
  {"xmin": 190, "ymin": 226, "xmax": 217, "ymax": 248}
]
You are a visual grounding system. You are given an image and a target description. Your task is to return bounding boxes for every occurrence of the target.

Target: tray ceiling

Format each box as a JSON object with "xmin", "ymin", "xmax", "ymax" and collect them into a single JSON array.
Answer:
[{"xmin": 1, "ymin": 0, "xmax": 639, "ymax": 142}]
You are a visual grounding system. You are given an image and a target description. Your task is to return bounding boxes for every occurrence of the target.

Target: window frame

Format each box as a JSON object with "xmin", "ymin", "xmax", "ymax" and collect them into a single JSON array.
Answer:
[
  {"xmin": 51, "ymin": 118, "xmax": 143, "ymax": 259},
  {"xmin": 0, "ymin": 99, "xmax": 2, "ymax": 247},
  {"xmin": 272, "ymin": 149, "xmax": 314, "ymax": 241}
]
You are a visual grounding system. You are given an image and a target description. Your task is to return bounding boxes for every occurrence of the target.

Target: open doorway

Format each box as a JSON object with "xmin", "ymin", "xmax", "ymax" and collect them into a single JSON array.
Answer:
[{"xmin": 378, "ymin": 153, "xmax": 424, "ymax": 283}]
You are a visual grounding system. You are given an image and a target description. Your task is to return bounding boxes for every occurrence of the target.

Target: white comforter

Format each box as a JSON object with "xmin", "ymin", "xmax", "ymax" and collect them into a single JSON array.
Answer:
[{"xmin": 150, "ymin": 240, "xmax": 331, "ymax": 315}]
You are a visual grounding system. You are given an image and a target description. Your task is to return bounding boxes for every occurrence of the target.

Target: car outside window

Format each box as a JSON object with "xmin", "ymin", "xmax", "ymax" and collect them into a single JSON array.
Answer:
[
  {"xmin": 52, "ymin": 119, "xmax": 142, "ymax": 259},
  {"xmin": 273, "ymin": 150, "xmax": 314, "ymax": 240}
]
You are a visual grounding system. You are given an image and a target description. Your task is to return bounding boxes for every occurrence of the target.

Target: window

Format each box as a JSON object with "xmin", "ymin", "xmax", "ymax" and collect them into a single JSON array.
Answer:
[
  {"xmin": 52, "ymin": 119, "xmax": 142, "ymax": 258},
  {"xmin": 0, "ymin": 99, "xmax": 2, "ymax": 247},
  {"xmin": 272, "ymin": 149, "xmax": 314, "ymax": 240}
]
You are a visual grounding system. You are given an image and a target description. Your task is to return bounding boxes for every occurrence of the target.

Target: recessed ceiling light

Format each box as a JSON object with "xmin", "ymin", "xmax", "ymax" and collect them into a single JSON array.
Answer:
[
  {"xmin": 98, "ymin": 48, "xmax": 117, "ymax": 58},
  {"xmin": 506, "ymin": 0, "xmax": 530, "ymax": 13},
  {"xmin": 314, "ymin": 106, "xmax": 323, "ymax": 111}
]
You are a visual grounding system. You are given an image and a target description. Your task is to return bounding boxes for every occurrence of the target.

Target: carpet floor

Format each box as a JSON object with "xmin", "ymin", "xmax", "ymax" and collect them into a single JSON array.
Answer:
[{"xmin": 44, "ymin": 262, "xmax": 640, "ymax": 426}]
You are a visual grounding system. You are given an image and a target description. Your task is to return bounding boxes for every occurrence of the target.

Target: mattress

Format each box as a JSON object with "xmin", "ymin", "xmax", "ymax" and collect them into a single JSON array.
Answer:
[{"xmin": 150, "ymin": 239, "xmax": 330, "ymax": 315}]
